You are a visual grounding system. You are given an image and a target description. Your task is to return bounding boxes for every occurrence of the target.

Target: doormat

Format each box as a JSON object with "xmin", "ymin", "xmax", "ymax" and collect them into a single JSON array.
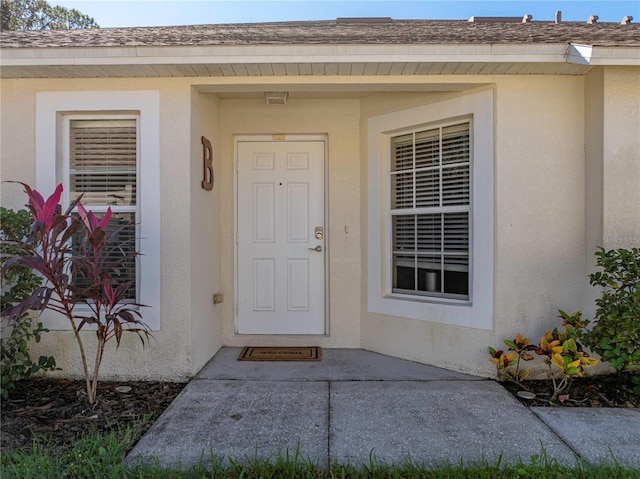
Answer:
[{"xmin": 238, "ymin": 346, "xmax": 322, "ymax": 361}]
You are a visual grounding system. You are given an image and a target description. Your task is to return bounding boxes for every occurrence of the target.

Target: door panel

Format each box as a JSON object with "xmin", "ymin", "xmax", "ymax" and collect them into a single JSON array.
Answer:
[{"xmin": 237, "ymin": 140, "xmax": 325, "ymax": 334}]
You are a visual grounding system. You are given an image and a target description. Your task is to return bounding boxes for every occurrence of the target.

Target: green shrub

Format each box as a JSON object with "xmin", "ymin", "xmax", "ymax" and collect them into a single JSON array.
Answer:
[
  {"xmin": 584, "ymin": 247, "xmax": 640, "ymax": 373},
  {"xmin": 1, "ymin": 207, "xmax": 57, "ymax": 399}
]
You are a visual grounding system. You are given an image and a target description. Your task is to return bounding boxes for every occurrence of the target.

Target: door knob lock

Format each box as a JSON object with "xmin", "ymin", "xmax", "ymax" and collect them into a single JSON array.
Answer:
[{"xmin": 308, "ymin": 245, "xmax": 323, "ymax": 252}]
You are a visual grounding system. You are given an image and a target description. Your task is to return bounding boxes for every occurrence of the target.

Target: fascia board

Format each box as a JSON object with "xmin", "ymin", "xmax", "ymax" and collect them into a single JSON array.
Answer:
[
  {"xmin": 567, "ymin": 43, "xmax": 593, "ymax": 65},
  {"xmin": 1, "ymin": 43, "xmax": 572, "ymax": 67},
  {"xmin": 588, "ymin": 46, "xmax": 640, "ymax": 65},
  {"xmin": 566, "ymin": 43, "xmax": 640, "ymax": 66}
]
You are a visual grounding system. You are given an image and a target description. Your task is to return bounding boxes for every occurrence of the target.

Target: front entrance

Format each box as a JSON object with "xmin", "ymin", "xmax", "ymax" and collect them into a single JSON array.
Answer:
[{"xmin": 236, "ymin": 137, "xmax": 326, "ymax": 334}]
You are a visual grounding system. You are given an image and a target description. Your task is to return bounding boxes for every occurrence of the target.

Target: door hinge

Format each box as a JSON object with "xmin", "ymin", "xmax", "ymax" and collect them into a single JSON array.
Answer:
[{"xmin": 235, "ymin": 304, "xmax": 239, "ymax": 315}]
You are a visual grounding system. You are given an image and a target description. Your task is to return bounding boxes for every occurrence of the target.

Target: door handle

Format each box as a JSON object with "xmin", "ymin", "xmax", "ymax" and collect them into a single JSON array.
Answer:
[{"xmin": 308, "ymin": 245, "xmax": 323, "ymax": 252}]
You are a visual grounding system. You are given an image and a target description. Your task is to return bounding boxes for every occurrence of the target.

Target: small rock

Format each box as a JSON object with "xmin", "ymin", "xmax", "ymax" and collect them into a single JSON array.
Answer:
[
  {"xmin": 517, "ymin": 391, "xmax": 536, "ymax": 400},
  {"xmin": 115, "ymin": 386, "xmax": 132, "ymax": 394}
]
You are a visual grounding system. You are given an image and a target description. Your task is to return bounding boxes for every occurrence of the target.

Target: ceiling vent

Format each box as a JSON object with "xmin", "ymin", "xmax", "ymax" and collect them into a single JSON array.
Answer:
[{"xmin": 265, "ymin": 91, "xmax": 288, "ymax": 105}]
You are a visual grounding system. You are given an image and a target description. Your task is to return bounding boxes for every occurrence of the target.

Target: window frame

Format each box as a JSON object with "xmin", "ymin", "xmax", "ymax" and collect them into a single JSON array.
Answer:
[
  {"xmin": 389, "ymin": 120, "xmax": 472, "ymax": 301},
  {"xmin": 367, "ymin": 90, "xmax": 494, "ymax": 330},
  {"xmin": 36, "ymin": 91, "xmax": 161, "ymax": 331},
  {"xmin": 63, "ymin": 114, "xmax": 141, "ymax": 302}
]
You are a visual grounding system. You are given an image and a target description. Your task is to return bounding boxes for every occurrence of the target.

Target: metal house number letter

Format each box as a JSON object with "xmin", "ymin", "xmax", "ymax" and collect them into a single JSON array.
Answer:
[{"xmin": 201, "ymin": 136, "xmax": 214, "ymax": 191}]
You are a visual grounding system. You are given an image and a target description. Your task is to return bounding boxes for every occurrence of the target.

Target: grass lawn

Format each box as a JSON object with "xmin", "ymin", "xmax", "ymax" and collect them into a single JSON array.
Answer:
[{"xmin": 2, "ymin": 427, "xmax": 638, "ymax": 479}]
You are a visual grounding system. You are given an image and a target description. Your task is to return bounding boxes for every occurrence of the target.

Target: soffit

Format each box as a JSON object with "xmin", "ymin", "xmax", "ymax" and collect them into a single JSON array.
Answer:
[{"xmin": 0, "ymin": 61, "xmax": 592, "ymax": 79}]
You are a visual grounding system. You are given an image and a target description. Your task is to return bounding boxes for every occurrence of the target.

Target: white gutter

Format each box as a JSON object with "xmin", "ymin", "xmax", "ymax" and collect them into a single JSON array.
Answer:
[
  {"xmin": 2, "ymin": 42, "xmax": 638, "ymax": 70},
  {"xmin": 567, "ymin": 43, "xmax": 640, "ymax": 66},
  {"xmin": 588, "ymin": 46, "xmax": 640, "ymax": 65},
  {"xmin": 0, "ymin": 43, "xmax": 575, "ymax": 67}
]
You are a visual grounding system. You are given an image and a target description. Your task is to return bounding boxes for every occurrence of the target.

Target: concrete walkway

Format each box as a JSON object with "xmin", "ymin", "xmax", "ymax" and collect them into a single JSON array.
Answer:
[{"xmin": 127, "ymin": 348, "xmax": 640, "ymax": 470}]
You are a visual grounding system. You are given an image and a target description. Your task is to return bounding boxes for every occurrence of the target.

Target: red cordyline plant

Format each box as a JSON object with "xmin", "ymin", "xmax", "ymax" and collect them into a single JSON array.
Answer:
[{"xmin": 0, "ymin": 183, "xmax": 151, "ymax": 405}]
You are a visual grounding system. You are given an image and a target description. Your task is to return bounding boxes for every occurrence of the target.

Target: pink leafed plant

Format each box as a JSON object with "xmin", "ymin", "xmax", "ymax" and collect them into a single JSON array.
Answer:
[{"xmin": 1, "ymin": 183, "xmax": 150, "ymax": 405}]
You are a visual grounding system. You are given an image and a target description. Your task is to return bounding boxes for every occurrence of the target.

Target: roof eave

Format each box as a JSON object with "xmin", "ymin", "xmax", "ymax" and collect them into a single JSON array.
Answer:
[
  {"xmin": 0, "ymin": 43, "xmax": 577, "ymax": 67},
  {"xmin": 1, "ymin": 43, "xmax": 638, "ymax": 78},
  {"xmin": 582, "ymin": 45, "xmax": 640, "ymax": 66}
]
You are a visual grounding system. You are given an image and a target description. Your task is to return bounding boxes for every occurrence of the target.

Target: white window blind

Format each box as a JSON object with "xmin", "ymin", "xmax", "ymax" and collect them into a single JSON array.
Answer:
[
  {"xmin": 69, "ymin": 119, "xmax": 138, "ymax": 301},
  {"xmin": 390, "ymin": 122, "xmax": 470, "ymax": 299}
]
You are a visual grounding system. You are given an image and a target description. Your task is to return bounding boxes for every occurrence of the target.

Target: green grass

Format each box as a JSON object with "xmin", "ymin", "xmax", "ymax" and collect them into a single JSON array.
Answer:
[{"xmin": 2, "ymin": 428, "xmax": 638, "ymax": 479}]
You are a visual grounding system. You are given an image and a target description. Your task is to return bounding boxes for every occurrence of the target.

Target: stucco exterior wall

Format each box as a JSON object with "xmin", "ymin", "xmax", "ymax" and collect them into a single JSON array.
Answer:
[
  {"xmin": 217, "ymin": 98, "xmax": 362, "ymax": 348},
  {"xmin": 584, "ymin": 68, "xmax": 605, "ymax": 317},
  {"xmin": 0, "ymin": 78, "xmax": 196, "ymax": 381},
  {"xmin": 189, "ymin": 90, "xmax": 223, "ymax": 374},
  {"xmin": 360, "ymin": 77, "xmax": 587, "ymax": 377},
  {"xmin": 2, "ymin": 68, "xmax": 636, "ymax": 380},
  {"xmin": 602, "ymin": 67, "xmax": 640, "ymax": 251},
  {"xmin": 584, "ymin": 65, "xmax": 640, "ymax": 315}
]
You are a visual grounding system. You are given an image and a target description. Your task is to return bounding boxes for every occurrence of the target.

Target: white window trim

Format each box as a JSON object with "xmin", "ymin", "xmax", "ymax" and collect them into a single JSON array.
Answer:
[
  {"xmin": 367, "ymin": 90, "xmax": 494, "ymax": 330},
  {"xmin": 36, "ymin": 91, "xmax": 161, "ymax": 331}
]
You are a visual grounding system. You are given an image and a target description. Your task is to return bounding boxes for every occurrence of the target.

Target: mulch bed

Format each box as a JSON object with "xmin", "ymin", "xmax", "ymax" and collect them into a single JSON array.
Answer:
[
  {"xmin": 500, "ymin": 374, "xmax": 639, "ymax": 408},
  {"xmin": 1, "ymin": 379, "xmax": 186, "ymax": 454}
]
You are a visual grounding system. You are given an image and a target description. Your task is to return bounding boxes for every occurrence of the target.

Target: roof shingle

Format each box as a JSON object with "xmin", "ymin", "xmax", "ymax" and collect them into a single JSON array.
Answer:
[{"xmin": 1, "ymin": 19, "xmax": 639, "ymax": 49}]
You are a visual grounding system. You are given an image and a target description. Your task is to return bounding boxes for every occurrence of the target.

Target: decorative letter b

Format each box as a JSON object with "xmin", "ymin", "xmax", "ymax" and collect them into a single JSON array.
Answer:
[{"xmin": 201, "ymin": 136, "xmax": 214, "ymax": 191}]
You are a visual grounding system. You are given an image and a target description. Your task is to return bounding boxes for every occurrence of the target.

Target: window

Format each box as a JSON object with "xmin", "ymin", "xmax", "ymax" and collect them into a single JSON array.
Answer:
[
  {"xmin": 367, "ymin": 90, "xmax": 493, "ymax": 330},
  {"xmin": 67, "ymin": 118, "xmax": 138, "ymax": 300},
  {"xmin": 36, "ymin": 91, "xmax": 160, "ymax": 330},
  {"xmin": 390, "ymin": 122, "xmax": 470, "ymax": 300}
]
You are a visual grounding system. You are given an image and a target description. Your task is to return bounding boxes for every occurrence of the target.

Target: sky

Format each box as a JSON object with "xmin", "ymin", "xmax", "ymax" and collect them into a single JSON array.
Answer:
[{"xmin": 53, "ymin": 0, "xmax": 640, "ymax": 28}]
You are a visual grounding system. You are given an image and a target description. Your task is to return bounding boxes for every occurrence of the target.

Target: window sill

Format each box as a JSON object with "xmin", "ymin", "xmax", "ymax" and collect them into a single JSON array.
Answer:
[{"xmin": 385, "ymin": 292, "xmax": 472, "ymax": 307}]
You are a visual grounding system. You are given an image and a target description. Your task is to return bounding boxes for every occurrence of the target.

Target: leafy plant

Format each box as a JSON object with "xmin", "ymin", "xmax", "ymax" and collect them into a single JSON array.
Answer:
[
  {"xmin": 489, "ymin": 311, "xmax": 598, "ymax": 404},
  {"xmin": 0, "ymin": 207, "xmax": 57, "ymax": 399},
  {"xmin": 489, "ymin": 333, "xmax": 535, "ymax": 383},
  {"xmin": 583, "ymin": 247, "xmax": 640, "ymax": 374},
  {"xmin": 1, "ymin": 184, "xmax": 151, "ymax": 405}
]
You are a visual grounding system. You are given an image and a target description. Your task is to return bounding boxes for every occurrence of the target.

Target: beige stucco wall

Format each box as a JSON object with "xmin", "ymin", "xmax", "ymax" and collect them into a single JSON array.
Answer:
[
  {"xmin": 0, "ymin": 78, "xmax": 197, "ymax": 381},
  {"xmin": 602, "ymin": 67, "xmax": 640, "ymax": 251},
  {"xmin": 584, "ymin": 66, "xmax": 640, "ymax": 316},
  {"xmin": 2, "ymin": 68, "xmax": 637, "ymax": 381},
  {"xmin": 217, "ymin": 98, "xmax": 362, "ymax": 348},
  {"xmin": 189, "ymin": 90, "xmax": 223, "ymax": 374},
  {"xmin": 584, "ymin": 68, "xmax": 605, "ymax": 318},
  {"xmin": 360, "ymin": 77, "xmax": 587, "ymax": 377}
]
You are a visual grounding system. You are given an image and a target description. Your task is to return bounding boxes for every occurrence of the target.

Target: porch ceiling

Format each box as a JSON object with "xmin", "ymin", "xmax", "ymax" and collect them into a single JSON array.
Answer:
[{"xmin": 201, "ymin": 82, "xmax": 488, "ymax": 99}]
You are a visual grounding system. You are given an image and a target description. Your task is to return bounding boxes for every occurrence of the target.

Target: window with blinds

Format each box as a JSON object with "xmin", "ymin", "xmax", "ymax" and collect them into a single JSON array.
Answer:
[
  {"xmin": 390, "ymin": 122, "xmax": 470, "ymax": 300},
  {"xmin": 68, "ymin": 118, "xmax": 138, "ymax": 301}
]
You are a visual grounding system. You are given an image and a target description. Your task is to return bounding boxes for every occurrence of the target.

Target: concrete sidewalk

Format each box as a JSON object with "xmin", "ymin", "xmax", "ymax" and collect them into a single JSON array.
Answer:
[{"xmin": 126, "ymin": 348, "xmax": 640, "ymax": 469}]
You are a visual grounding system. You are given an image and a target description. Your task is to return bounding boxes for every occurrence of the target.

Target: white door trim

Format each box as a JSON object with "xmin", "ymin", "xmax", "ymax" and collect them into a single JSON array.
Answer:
[{"xmin": 234, "ymin": 134, "xmax": 329, "ymax": 335}]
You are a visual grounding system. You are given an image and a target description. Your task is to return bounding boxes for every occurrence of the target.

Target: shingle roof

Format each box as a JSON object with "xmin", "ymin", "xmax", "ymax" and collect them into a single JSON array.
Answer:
[{"xmin": 1, "ymin": 19, "xmax": 639, "ymax": 49}]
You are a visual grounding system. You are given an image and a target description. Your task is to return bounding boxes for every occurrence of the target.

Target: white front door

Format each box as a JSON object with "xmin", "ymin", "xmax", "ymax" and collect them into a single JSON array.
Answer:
[{"xmin": 236, "ymin": 138, "xmax": 326, "ymax": 334}]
